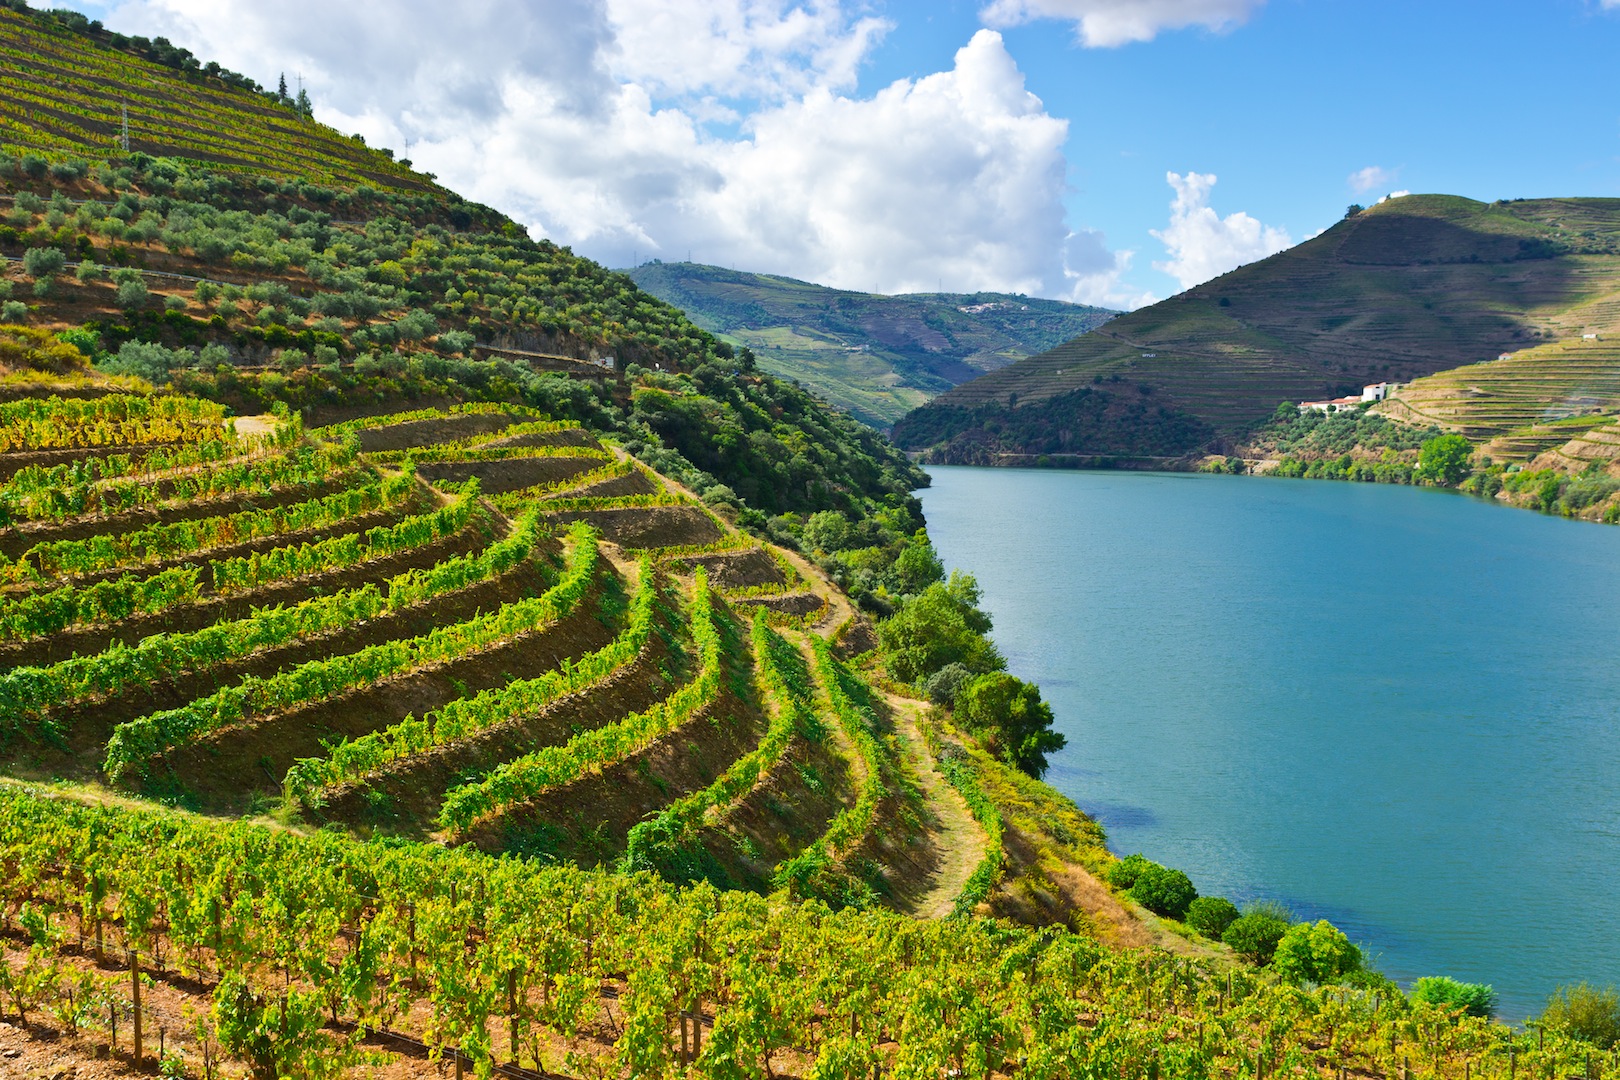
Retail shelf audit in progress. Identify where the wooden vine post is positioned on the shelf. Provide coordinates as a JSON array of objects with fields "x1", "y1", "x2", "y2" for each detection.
[{"x1": 130, "y1": 948, "x2": 143, "y2": 1067}]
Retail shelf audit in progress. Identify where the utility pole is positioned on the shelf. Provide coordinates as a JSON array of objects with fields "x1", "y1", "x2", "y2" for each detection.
[
  {"x1": 120, "y1": 102, "x2": 129, "y2": 153},
  {"x1": 403, "y1": 136, "x2": 414, "y2": 163}
]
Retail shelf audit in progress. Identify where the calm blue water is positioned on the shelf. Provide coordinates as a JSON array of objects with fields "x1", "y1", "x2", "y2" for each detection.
[{"x1": 918, "y1": 467, "x2": 1620, "y2": 1020}]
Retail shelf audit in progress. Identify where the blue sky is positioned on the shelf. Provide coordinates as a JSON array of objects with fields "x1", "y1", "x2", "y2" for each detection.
[{"x1": 55, "y1": 0, "x2": 1620, "y2": 307}]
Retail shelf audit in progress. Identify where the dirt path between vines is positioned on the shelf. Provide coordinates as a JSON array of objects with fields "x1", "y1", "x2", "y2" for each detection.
[{"x1": 883, "y1": 692, "x2": 987, "y2": 918}]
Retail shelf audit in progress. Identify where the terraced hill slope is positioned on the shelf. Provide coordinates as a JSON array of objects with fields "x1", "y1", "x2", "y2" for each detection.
[
  {"x1": 628, "y1": 261, "x2": 1115, "y2": 428},
  {"x1": 893, "y1": 195, "x2": 1620, "y2": 463},
  {"x1": 0, "y1": 2, "x2": 433, "y2": 194}
]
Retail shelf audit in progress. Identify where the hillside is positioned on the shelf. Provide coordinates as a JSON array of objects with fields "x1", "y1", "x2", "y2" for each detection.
[
  {"x1": 893, "y1": 194, "x2": 1620, "y2": 464},
  {"x1": 0, "y1": 1, "x2": 433, "y2": 194},
  {"x1": 0, "y1": 10, "x2": 1614, "y2": 1077},
  {"x1": 628, "y1": 260, "x2": 1114, "y2": 427}
]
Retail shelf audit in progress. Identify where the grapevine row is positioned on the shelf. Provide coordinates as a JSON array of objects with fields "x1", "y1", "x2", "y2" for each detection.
[
  {"x1": 0, "y1": 785, "x2": 1607, "y2": 1080},
  {"x1": 102, "y1": 522, "x2": 598, "y2": 779},
  {"x1": 0, "y1": 433, "x2": 343, "y2": 525},
  {"x1": 0, "y1": 469, "x2": 416, "y2": 584},
  {"x1": 436, "y1": 567, "x2": 723, "y2": 834},
  {"x1": 283, "y1": 552, "x2": 655, "y2": 804},
  {"x1": 619, "y1": 613, "x2": 806, "y2": 874},
  {"x1": 0, "y1": 514, "x2": 548, "y2": 737},
  {"x1": 210, "y1": 484, "x2": 481, "y2": 593}
]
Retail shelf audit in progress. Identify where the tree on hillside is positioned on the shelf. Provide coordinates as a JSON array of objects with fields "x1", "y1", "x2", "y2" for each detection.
[
  {"x1": 878, "y1": 572, "x2": 1002, "y2": 684},
  {"x1": 277, "y1": 72, "x2": 288, "y2": 101},
  {"x1": 956, "y1": 671, "x2": 1066, "y2": 778},
  {"x1": 1418, "y1": 433, "x2": 1473, "y2": 486}
]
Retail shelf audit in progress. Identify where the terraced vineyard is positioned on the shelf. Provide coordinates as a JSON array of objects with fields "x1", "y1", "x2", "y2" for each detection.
[
  {"x1": 1378, "y1": 337, "x2": 1620, "y2": 466},
  {"x1": 0, "y1": 4, "x2": 432, "y2": 193},
  {"x1": 0, "y1": 389, "x2": 1121, "y2": 1075}
]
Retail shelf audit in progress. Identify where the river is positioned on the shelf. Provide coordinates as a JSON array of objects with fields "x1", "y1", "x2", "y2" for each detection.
[{"x1": 917, "y1": 466, "x2": 1620, "y2": 1020}]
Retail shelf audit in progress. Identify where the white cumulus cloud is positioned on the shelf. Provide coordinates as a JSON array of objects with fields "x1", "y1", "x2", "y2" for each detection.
[
  {"x1": 1150, "y1": 171, "x2": 1291, "y2": 292},
  {"x1": 979, "y1": 0, "x2": 1264, "y2": 46},
  {"x1": 78, "y1": 0, "x2": 1142, "y2": 305},
  {"x1": 1348, "y1": 165, "x2": 1398, "y2": 194}
]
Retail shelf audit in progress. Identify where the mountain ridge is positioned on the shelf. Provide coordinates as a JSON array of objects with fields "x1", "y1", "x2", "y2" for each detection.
[
  {"x1": 627, "y1": 259, "x2": 1115, "y2": 427},
  {"x1": 893, "y1": 193, "x2": 1620, "y2": 462}
]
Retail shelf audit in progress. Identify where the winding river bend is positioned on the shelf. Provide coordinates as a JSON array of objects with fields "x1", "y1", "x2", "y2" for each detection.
[{"x1": 918, "y1": 466, "x2": 1620, "y2": 1020}]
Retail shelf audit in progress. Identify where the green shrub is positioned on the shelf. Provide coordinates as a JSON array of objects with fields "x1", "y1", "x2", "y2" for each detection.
[
  {"x1": 116, "y1": 278, "x2": 149, "y2": 311},
  {"x1": 1106, "y1": 853, "x2": 1154, "y2": 890},
  {"x1": 1272, "y1": 920, "x2": 1362, "y2": 985},
  {"x1": 922, "y1": 662, "x2": 976, "y2": 706},
  {"x1": 21, "y1": 246, "x2": 66, "y2": 279},
  {"x1": 1411, "y1": 976, "x2": 1496, "y2": 1018},
  {"x1": 1, "y1": 301, "x2": 27, "y2": 322},
  {"x1": 1223, "y1": 911, "x2": 1289, "y2": 964},
  {"x1": 1186, "y1": 896, "x2": 1240, "y2": 939},
  {"x1": 1129, "y1": 864, "x2": 1197, "y2": 919},
  {"x1": 1538, "y1": 983, "x2": 1620, "y2": 1048},
  {"x1": 956, "y1": 671, "x2": 1066, "y2": 778}
]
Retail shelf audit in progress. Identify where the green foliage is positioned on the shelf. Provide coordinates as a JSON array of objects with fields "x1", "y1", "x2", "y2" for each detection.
[
  {"x1": 1186, "y1": 895, "x2": 1240, "y2": 939},
  {"x1": 1539, "y1": 983, "x2": 1620, "y2": 1048},
  {"x1": 922, "y1": 661, "x2": 977, "y2": 706},
  {"x1": 21, "y1": 246, "x2": 66, "y2": 278},
  {"x1": 877, "y1": 571, "x2": 1003, "y2": 684},
  {"x1": 1127, "y1": 863, "x2": 1197, "y2": 919},
  {"x1": 1106, "y1": 853, "x2": 1154, "y2": 889},
  {"x1": 1223, "y1": 911, "x2": 1290, "y2": 964},
  {"x1": 1418, "y1": 433, "x2": 1474, "y2": 486},
  {"x1": 954, "y1": 671, "x2": 1066, "y2": 778},
  {"x1": 1271, "y1": 920, "x2": 1363, "y2": 985},
  {"x1": 1411, "y1": 976, "x2": 1497, "y2": 1018}
]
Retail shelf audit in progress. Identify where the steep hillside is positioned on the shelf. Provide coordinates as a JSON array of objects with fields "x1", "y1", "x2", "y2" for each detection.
[
  {"x1": 628, "y1": 260, "x2": 1114, "y2": 427},
  {"x1": 894, "y1": 194, "x2": 1620, "y2": 463},
  {"x1": 0, "y1": 1, "x2": 433, "y2": 194}
]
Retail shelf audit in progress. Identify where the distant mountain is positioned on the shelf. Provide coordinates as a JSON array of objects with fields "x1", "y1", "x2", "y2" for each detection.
[
  {"x1": 625, "y1": 261, "x2": 1116, "y2": 428},
  {"x1": 893, "y1": 194, "x2": 1620, "y2": 464}
]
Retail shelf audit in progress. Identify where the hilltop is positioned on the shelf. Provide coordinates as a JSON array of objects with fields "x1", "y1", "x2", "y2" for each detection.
[
  {"x1": 893, "y1": 194, "x2": 1620, "y2": 464},
  {"x1": 627, "y1": 260, "x2": 1114, "y2": 428}
]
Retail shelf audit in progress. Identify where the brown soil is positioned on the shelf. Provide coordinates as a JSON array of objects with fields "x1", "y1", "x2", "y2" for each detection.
[
  {"x1": 0, "y1": 519, "x2": 492, "y2": 672},
  {"x1": 152, "y1": 564, "x2": 622, "y2": 814},
  {"x1": 302, "y1": 396, "x2": 465, "y2": 429},
  {"x1": 418, "y1": 456, "x2": 601, "y2": 494},
  {"x1": 0, "y1": 502, "x2": 413, "y2": 604},
  {"x1": 729, "y1": 592, "x2": 824, "y2": 617},
  {"x1": 0, "y1": 470, "x2": 369, "y2": 561},
  {"x1": 544, "y1": 506, "x2": 724, "y2": 550},
  {"x1": 0, "y1": 444, "x2": 193, "y2": 483},
  {"x1": 700, "y1": 724, "x2": 854, "y2": 892},
  {"x1": 484, "y1": 427, "x2": 602, "y2": 450},
  {"x1": 667, "y1": 548, "x2": 787, "y2": 591},
  {"x1": 355, "y1": 413, "x2": 527, "y2": 452},
  {"x1": 464, "y1": 615, "x2": 763, "y2": 864},
  {"x1": 834, "y1": 618, "x2": 879, "y2": 659},
  {"x1": 0, "y1": 942, "x2": 488, "y2": 1080},
  {"x1": 551, "y1": 470, "x2": 658, "y2": 501}
]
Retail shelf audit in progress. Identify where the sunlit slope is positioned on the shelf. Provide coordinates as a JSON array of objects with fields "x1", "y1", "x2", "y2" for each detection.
[
  {"x1": 0, "y1": 4, "x2": 432, "y2": 194},
  {"x1": 629, "y1": 261, "x2": 1115, "y2": 428},
  {"x1": 894, "y1": 195, "x2": 1620, "y2": 460}
]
